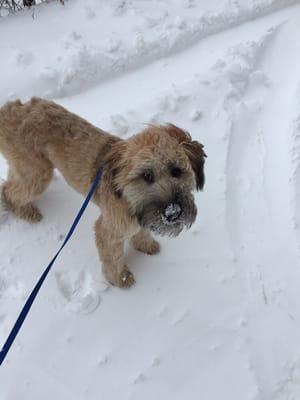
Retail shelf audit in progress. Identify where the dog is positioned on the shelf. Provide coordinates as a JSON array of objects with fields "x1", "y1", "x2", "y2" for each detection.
[{"x1": 0, "y1": 97, "x2": 206, "y2": 288}]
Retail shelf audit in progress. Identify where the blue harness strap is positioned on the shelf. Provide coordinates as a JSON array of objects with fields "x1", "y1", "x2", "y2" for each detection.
[{"x1": 0, "y1": 168, "x2": 103, "y2": 366}]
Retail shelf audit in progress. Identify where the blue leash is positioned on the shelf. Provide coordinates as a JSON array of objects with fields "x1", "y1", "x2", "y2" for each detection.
[{"x1": 0, "y1": 168, "x2": 103, "y2": 366}]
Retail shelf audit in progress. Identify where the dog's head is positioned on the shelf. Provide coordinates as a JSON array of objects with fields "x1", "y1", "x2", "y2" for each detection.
[{"x1": 104, "y1": 124, "x2": 206, "y2": 236}]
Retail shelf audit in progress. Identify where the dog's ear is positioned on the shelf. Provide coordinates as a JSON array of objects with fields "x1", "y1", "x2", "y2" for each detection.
[
  {"x1": 181, "y1": 140, "x2": 206, "y2": 190},
  {"x1": 103, "y1": 140, "x2": 127, "y2": 198},
  {"x1": 164, "y1": 124, "x2": 207, "y2": 190}
]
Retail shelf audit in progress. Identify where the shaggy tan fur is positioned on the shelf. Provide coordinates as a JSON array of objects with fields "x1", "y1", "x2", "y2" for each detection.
[{"x1": 0, "y1": 97, "x2": 206, "y2": 288}]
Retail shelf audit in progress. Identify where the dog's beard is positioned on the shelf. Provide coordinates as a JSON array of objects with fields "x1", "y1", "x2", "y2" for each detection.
[{"x1": 131, "y1": 190, "x2": 197, "y2": 237}]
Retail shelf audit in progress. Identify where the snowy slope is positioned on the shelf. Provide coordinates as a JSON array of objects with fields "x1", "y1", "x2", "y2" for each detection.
[{"x1": 1, "y1": 1, "x2": 300, "y2": 399}]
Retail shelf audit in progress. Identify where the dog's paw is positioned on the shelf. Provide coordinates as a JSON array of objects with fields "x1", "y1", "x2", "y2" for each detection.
[
  {"x1": 134, "y1": 239, "x2": 161, "y2": 255},
  {"x1": 119, "y1": 268, "x2": 135, "y2": 288},
  {"x1": 19, "y1": 203, "x2": 43, "y2": 223},
  {"x1": 27, "y1": 205, "x2": 43, "y2": 223},
  {"x1": 104, "y1": 266, "x2": 135, "y2": 288},
  {"x1": 1, "y1": 184, "x2": 43, "y2": 223}
]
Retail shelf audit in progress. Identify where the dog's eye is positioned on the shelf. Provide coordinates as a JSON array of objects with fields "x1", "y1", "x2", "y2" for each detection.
[
  {"x1": 170, "y1": 167, "x2": 182, "y2": 178},
  {"x1": 142, "y1": 170, "x2": 155, "y2": 184}
]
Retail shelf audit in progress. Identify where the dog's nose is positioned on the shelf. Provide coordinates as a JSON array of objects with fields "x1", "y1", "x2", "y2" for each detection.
[{"x1": 164, "y1": 203, "x2": 182, "y2": 223}]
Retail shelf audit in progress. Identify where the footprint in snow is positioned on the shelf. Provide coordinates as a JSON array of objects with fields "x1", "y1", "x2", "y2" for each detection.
[
  {"x1": 189, "y1": 109, "x2": 203, "y2": 121},
  {"x1": 14, "y1": 50, "x2": 33, "y2": 68},
  {"x1": 55, "y1": 269, "x2": 108, "y2": 315},
  {"x1": 0, "y1": 267, "x2": 24, "y2": 301},
  {"x1": 132, "y1": 372, "x2": 147, "y2": 384},
  {"x1": 171, "y1": 310, "x2": 189, "y2": 325},
  {"x1": 110, "y1": 114, "x2": 129, "y2": 136},
  {"x1": 96, "y1": 354, "x2": 110, "y2": 367},
  {"x1": 151, "y1": 356, "x2": 162, "y2": 367}
]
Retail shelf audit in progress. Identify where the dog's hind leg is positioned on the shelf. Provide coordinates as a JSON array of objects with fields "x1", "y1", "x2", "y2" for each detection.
[
  {"x1": 1, "y1": 156, "x2": 53, "y2": 223},
  {"x1": 0, "y1": 177, "x2": 8, "y2": 223}
]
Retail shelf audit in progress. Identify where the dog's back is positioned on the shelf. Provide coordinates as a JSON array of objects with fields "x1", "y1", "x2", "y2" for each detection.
[
  {"x1": 0, "y1": 97, "x2": 117, "y2": 195},
  {"x1": 0, "y1": 97, "x2": 118, "y2": 222}
]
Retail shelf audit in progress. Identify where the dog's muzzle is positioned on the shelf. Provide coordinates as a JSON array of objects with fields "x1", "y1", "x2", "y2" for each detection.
[{"x1": 135, "y1": 190, "x2": 197, "y2": 237}]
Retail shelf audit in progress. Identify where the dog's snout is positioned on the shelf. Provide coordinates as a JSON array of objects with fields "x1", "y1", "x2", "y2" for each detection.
[{"x1": 164, "y1": 203, "x2": 182, "y2": 222}]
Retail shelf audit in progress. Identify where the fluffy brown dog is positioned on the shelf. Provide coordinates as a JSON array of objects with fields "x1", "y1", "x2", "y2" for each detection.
[{"x1": 0, "y1": 97, "x2": 206, "y2": 287}]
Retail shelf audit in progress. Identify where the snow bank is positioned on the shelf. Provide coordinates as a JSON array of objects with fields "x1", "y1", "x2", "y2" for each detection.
[{"x1": 1, "y1": 0, "x2": 300, "y2": 103}]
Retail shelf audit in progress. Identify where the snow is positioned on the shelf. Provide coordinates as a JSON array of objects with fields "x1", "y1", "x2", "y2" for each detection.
[{"x1": 1, "y1": 0, "x2": 300, "y2": 399}]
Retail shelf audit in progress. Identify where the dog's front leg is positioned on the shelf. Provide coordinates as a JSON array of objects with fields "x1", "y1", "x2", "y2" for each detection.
[
  {"x1": 95, "y1": 216, "x2": 135, "y2": 288},
  {"x1": 131, "y1": 229, "x2": 160, "y2": 255}
]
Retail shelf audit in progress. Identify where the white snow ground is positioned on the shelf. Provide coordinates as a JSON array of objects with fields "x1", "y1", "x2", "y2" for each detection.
[{"x1": 1, "y1": 1, "x2": 300, "y2": 399}]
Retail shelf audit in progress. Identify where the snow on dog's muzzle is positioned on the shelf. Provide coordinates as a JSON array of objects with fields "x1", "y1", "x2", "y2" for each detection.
[
  {"x1": 134, "y1": 188, "x2": 197, "y2": 237},
  {"x1": 162, "y1": 203, "x2": 182, "y2": 224}
]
